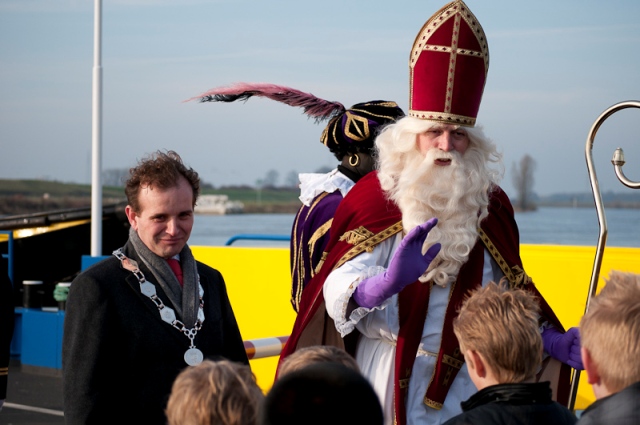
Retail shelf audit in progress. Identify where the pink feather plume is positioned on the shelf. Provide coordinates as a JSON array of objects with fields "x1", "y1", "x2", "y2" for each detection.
[{"x1": 184, "y1": 82, "x2": 346, "y2": 122}]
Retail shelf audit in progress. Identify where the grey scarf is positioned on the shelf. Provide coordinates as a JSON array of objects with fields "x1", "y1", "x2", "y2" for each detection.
[{"x1": 128, "y1": 227, "x2": 200, "y2": 327}]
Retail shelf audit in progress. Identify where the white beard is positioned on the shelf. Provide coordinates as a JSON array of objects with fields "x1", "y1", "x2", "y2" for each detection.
[{"x1": 392, "y1": 148, "x2": 491, "y2": 287}]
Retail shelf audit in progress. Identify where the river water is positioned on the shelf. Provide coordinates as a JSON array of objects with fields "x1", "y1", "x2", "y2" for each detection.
[{"x1": 191, "y1": 206, "x2": 640, "y2": 248}]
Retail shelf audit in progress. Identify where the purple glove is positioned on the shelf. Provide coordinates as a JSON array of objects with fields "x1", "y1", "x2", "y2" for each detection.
[
  {"x1": 353, "y1": 218, "x2": 441, "y2": 309},
  {"x1": 541, "y1": 326, "x2": 584, "y2": 370}
]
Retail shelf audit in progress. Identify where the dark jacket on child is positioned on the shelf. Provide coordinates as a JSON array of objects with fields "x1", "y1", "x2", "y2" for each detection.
[
  {"x1": 442, "y1": 382, "x2": 577, "y2": 425},
  {"x1": 577, "y1": 381, "x2": 640, "y2": 425}
]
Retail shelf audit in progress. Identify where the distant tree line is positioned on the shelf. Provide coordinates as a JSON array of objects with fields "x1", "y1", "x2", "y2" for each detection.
[{"x1": 102, "y1": 166, "x2": 334, "y2": 190}]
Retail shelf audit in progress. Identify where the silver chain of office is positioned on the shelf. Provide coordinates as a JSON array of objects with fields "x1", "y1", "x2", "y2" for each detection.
[{"x1": 113, "y1": 248, "x2": 205, "y2": 365}]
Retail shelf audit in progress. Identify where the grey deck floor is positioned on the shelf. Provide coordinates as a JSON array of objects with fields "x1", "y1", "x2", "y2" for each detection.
[{"x1": 2, "y1": 358, "x2": 64, "y2": 424}]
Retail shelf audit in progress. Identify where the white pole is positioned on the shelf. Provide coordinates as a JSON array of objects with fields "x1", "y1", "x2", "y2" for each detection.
[{"x1": 90, "y1": 0, "x2": 103, "y2": 256}]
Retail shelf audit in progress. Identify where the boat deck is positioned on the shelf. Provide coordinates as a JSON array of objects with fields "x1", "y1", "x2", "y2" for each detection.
[
  {"x1": 4, "y1": 243, "x2": 639, "y2": 422},
  {"x1": 3, "y1": 358, "x2": 64, "y2": 424}
]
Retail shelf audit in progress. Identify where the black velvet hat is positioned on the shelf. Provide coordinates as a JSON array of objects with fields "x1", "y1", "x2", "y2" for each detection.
[{"x1": 321, "y1": 100, "x2": 405, "y2": 158}]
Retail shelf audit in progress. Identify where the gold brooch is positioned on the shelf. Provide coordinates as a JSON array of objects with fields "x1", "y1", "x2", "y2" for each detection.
[{"x1": 339, "y1": 226, "x2": 374, "y2": 246}]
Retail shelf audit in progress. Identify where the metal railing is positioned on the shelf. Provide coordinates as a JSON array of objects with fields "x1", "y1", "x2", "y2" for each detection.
[
  {"x1": 1, "y1": 230, "x2": 14, "y2": 284},
  {"x1": 224, "y1": 234, "x2": 290, "y2": 246},
  {"x1": 244, "y1": 336, "x2": 289, "y2": 360}
]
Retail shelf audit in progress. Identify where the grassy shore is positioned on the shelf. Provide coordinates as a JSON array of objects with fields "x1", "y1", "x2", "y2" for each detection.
[
  {"x1": 0, "y1": 179, "x2": 301, "y2": 215},
  {"x1": 2, "y1": 178, "x2": 639, "y2": 216}
]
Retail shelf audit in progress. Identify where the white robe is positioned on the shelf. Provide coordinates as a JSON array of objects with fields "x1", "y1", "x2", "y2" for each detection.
[{"x1": 323, "y1": 233, "x2": 502, "y2": 425}]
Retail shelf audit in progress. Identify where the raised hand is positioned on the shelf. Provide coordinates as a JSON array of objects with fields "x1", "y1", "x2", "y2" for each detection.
[
  {"x1": 353, "y1": 218, "x2": 441, "y2": 309},
  {"x1": 541, "y1": 326, "x2": 584, "y2": 370}
]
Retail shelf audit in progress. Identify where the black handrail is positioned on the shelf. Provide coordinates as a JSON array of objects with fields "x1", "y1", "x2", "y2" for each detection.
[
  {"x1": 224, "y1": 234, "x2": 290, "y2": 246},
  {"x1": 0, "y1": 230, "x2": 14, "y2": 285}
]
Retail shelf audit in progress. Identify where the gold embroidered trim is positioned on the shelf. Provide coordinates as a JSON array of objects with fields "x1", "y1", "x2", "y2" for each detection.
[
  {"x1": 321, "y1": 117, "x2": 342, "y2": 148},
  {"x1": 291, "y1": 192, "x2": 332, "y2": 311},
  {"x1": 444, "y1": 12, "x2": 461, "y2": 113},
  {"x1": 339, "y1": 226, "x2": 375, "y2": 246},
  {"x1": 442, "y1": 348, "x2": 464, "y2": 386},
  {"x1": 320, "y1": 125, "x2": 330, "y2": 147},
  {"x1": 442, "y1": 367, "x2": 453, "y2": 387},
  {"x1": 442, "y1": 354, "x2": 464, "y2": 370},
  {"x1": 342, "y1": 111, "x2": 370, "y2": 142},
  {"x1": 348, "y1": 105, "x2": 403, "y2": 122},
  {"x1": 420, "y1": 44, "x2": 485, "y2": 58},
  {"x1": 292, "y1": 242, "x2": 305, "y2": 311},
  {"x1": 307, "y1": 192, "x2": 331, "y2": 216},
  {"x1": 291, "y1": 210, "x2": 302, "y2": 273},
  {"x1": 399, "y1": 378, "x2": 410, "y2": 389},
  {"x1": 333, "y1": 221, "x2": 404, "y2": 271},
  {"x1": 424, "y1": 397, "x2": 443, "y2": 410},
  {"x1": 308, "y1": 218, "x2": 333, "y2": 264},
  {"x1": 321, "y1": 102, "x2": 402, "y2": 147},
  {"x1": 478, "y1": 228, "x2": 531, "y2": 289},
  {"x1": 407, "y1": 110, "x2": 475, "y2": 126},
  {"x1": 409, "y1": 0, "x2": 488, "y2": 127},
  {"x1": 314, "y1": 252, "x2": 328, "y2": 275},
  {"x1": 410, "y1": 1, "x2": 489, "y2": 71}
]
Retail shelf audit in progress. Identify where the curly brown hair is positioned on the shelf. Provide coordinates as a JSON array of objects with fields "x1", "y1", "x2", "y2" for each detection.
[{"x1": 124, "y1": 150, "x2": 200, "y2": 213}]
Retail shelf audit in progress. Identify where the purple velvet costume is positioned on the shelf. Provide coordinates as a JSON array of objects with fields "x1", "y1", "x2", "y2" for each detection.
[{"x1": 289, "y1": 170, "x2": 355, "y2": 312}]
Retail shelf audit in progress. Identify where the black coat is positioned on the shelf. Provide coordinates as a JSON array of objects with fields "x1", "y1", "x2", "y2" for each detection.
[
  {"x1": 442, "y1": 382, "x2": 577, "y2": 425},
  {"x1": 577, "y1": 381, "x2": 640, "y2": 425},
  {"x1": 62, "y1": 242, "x2": 248, "y2": 425}
]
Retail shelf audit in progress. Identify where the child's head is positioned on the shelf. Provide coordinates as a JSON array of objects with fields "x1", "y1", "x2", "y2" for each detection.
[
  {"x1": 453, "y1": 280, "x2": 542, "y2": 384},
  {"x1": 166, "y1": 359, "x2": 264, "y2": 425},
  {"x1": 278, "y1": 345, "x2": 359, "y2": 377},
  {"x1": 262, "y1": 362, "x2": 383, "y2": 425},
  {"x1": 580, "y1": 270, "x2": 640, "y2": 394}
]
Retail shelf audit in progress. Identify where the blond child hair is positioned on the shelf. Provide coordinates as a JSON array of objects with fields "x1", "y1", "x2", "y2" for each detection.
[
  {"x1": 453, "y1": 280, "x2": 542, "y2": 383},
  {"x1": 580, "y1": 270, "x2": 640, "y2": 393}
]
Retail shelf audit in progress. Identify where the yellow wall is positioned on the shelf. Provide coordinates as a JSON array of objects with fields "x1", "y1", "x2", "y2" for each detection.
[
  {"x1": 522, "y1": 244, "x2": 640, "y2": 410},
  {"x1": 191, "y1": 246, "x2": 294, "y2": 392},
  {"x1": 192, "y1": 244, "x2": 640, "y2": 409}
]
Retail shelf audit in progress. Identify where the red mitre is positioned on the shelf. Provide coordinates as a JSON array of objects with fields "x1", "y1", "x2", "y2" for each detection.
[{"x1": 409, "y1": 0, "x2": 489, "y2": 127}]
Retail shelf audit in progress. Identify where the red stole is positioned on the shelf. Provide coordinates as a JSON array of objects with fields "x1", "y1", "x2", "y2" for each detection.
[{"x1": 394, "y1": 242, "x2": 485, "y2": 423}]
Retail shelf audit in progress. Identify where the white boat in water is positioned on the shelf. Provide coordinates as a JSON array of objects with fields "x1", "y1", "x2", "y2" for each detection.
[{"x1": 194, "y1": 194, "x2": 244, "y2": 215}]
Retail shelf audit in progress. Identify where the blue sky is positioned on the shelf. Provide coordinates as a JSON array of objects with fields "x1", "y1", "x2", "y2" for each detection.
[{"x1": 1, "y1": 0, "x2": 639, "y2": 197}]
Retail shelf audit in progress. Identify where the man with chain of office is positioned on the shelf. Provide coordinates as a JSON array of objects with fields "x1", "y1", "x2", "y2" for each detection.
[{"x1": 63, "y1": 150, "x2": 248, "y2": 424}]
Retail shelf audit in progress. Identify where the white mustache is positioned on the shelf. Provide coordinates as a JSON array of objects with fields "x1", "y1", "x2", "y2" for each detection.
[{"x1": 425, "y1": 149, "x2": 458, "y2": 164}]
